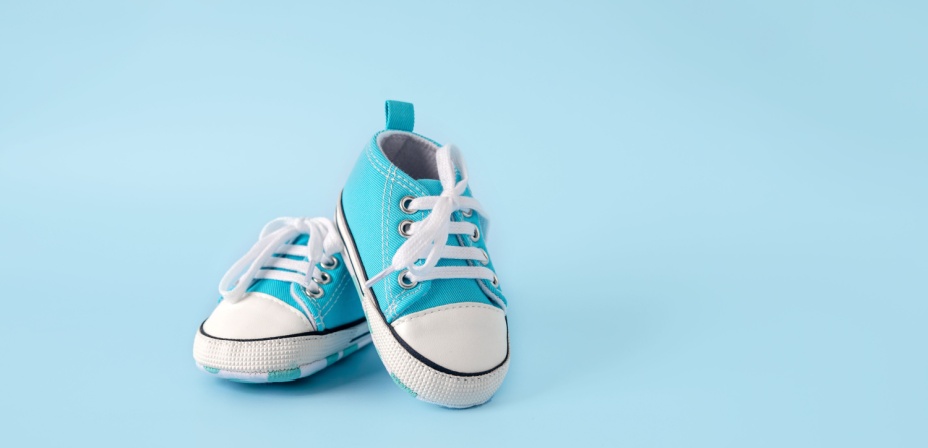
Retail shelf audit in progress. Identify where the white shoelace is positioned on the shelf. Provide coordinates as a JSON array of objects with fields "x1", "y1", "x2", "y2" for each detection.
[
  {"x1": 366, "y1": 144, "x2": 497, "y2": 288},
  {"x1": 218, "y1": 217, "x2": 344, "y2": 302}
]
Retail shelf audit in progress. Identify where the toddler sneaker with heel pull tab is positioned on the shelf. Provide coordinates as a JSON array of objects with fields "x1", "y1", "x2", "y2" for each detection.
[
  {"x1": 336, "y1": 101, "x2": 509, "y2": 407},
  {"x1": 193, "y1": 217, "x2": 370, "y2": 382}
]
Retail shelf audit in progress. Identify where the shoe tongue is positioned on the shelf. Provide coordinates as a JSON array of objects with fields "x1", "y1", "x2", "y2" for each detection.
[
  {"x1": 418, "y1": 179, "x2": 444, "y2": 196},
  {"x1": 417, "y1": 179, "x2": 462, "y2": 248},
  {"x1": 291, "y1": 234, "x2": 309, "y2": 246}
]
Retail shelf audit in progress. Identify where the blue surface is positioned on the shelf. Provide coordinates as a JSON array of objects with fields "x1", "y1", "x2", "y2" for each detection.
[{"x1": 1, "y1": 1, "x2": 925, "y2": 446}]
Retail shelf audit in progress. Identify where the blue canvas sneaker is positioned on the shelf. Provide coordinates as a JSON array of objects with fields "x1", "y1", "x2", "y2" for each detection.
[
  {"x1": 335, "y1": 101, "x2": 509, "y2": 407},
  {"x1": 193, "y1": 217, "x2": 369, "y2": 382}
]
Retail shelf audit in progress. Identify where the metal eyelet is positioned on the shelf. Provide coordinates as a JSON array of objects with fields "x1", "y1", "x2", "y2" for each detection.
[
  {"x1": 480, "y1": 249, "x2": 490, "y2": 265},
  {"x1": 398, "y1": 219, "x2": 413, "y2": 238},
  {"x1": 461, "y1": 209, "x2": 473, "y2": 218},
  {"x1": 320, "y1": 257, "x2": 339, "y2": 270},
  {"x1": 397, "y1": 270, "x2": 418, "y2": 289},
  {"x1": 399, "y1": 196, "x2": 416, "y2": 214},
  {"x1": 470, "y1": 226, "x2": 480, "y2": 242},
  {"x1": 313, "y1": 271, "x2": 332, "y2": 285},
  {"x1": 491, "y1": 276, "x2": 499, "y2": 287},
  {"x1": 303, "y1": 285, "x2": 324, "y2": 299}
]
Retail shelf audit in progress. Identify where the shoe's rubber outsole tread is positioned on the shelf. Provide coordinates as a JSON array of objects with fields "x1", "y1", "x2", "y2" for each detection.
[
  {"x1": 193, "y1": 320, "x2": 371, "y2": 383},
  {"x1": 336, "y1": 196, "x2": 509, "y2": 408}
]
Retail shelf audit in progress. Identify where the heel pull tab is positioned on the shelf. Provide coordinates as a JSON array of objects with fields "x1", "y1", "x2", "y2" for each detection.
[{"x1": 385, "y1": 100, "x2": 414, "y2": 132}]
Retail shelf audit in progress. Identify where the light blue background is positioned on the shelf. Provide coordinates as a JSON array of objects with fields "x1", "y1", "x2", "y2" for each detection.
[{"x1": 1, "y1": 1, "x2": 925, "y2": 446}]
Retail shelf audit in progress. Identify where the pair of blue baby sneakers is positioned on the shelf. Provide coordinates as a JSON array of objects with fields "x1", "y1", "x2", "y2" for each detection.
[{"x1": 193, "y1": 101, "x2": 509, "y2": 408}]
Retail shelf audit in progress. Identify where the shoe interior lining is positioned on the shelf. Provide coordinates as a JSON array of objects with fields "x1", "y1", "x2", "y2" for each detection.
[{"x1": 379, "y1": 133, "x2": 439, "y2": 180}]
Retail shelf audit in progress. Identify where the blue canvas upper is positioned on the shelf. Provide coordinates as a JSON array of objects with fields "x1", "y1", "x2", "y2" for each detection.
[
  {"x1": 341, "y1": 101, "x2": 506, "y2": 323},
  {"x1": 236, "y1": 234, "x2": 364, "y2": 331}
]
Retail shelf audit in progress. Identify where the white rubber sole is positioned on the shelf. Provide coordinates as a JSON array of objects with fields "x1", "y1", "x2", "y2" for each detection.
[
  {"x1": 192, "y1": 320, "x2": 371, "y2": 383},
  {"x1": 336, "y1": 196, "x2": 510, "y2": 408}
]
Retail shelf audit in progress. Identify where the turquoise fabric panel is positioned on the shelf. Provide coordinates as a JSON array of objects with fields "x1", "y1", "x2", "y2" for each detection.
[
  {"x1": 341, "y1": 128, "x2": 506, "y2": 323},
  {"x1": 248, "y1": 240, "x2": 364, "y2": 329}
]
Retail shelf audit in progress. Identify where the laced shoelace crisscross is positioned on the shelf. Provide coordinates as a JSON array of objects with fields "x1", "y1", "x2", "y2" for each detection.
[
  {"x1": 218, "y1": 217, "x2": 344, "y2": 302},
  {"x1": 365, "y1": 144, "x2": 498, "y2": 290}
]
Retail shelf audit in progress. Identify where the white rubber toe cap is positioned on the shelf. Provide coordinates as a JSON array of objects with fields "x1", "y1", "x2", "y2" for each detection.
[
  {"x1": 202, "y1": 292, "x2": 314, "y2": 340},
  {"x1": 391, "y1": 302, "x2": 508, "y2": 374}
]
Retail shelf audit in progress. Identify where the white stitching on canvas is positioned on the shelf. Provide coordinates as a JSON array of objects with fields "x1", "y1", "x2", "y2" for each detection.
[
  {"x1": 379, "y1": 161, "x2": 390, "y2": 307},
  {"x1": 291, "y1": 283, "x2": 324, "y2": 329},
  {"x1": 388, "y1": 280, "x2": 422, "y2": 321},
  {"x1": 366, "y1": 145, "x2": 427, "y2": 195},
  {"x1": 320, "y1": 270, "x2": 349, "y2": 321},
  {"x1": 386, "y1": 164, "x2": 399, "y2": 312}
]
